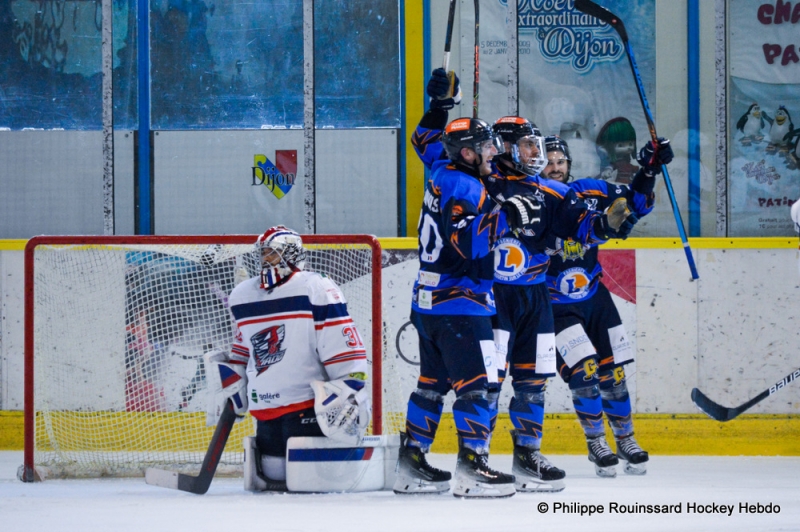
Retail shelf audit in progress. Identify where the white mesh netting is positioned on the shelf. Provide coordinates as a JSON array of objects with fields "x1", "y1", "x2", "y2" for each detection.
[{"x1": 28, "y1": 236, "x2": 404, "y2": 479}]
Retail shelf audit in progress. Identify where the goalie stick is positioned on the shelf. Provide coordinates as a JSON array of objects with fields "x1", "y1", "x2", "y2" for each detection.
[
  {"x1": 691, "y1": 368, "x2": 800, "y2": 422},
  {"x1": 574, "y1": 0, "x2": 700, "y2": 281},
  {"x1": 145, "y1": 399, "x2": 237, "y2": 494}
]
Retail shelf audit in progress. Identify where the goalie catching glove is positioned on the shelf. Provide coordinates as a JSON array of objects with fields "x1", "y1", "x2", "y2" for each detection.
[
  {"x1": 205, "y1": 349, "x2": 248, "y2": 426},
  {"x1": 311, "y1": 377, "x2": 371, "y2": 445}
]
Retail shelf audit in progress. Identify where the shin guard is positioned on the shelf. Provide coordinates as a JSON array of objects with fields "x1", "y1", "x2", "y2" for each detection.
[
  {"x1": 453, "y1": 392, "x2": 491, "y2": 453},
  {"x1": 600, "y1": 373, "x2": 633, "y2": 438},
  {"x1": 404, "y1": 390, "x2": 444, "y2": 451},
  {"x1": 570, "y1": 385, "x2": 605, "y2": 438},
  {"x1": 508, "y1": 389, "x2": 545, "y2": 449}
]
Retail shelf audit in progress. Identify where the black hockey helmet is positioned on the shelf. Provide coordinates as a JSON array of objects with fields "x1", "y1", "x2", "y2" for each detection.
[
  {"x1": 492, "y1": 116, "x2": 547, "y2": 175},
  {"x1": 544, "y1": 135, "x2": 573, "y2": 183},
  {"x1": 441, "y1": 117, "x2": 503, "y2": 170}
]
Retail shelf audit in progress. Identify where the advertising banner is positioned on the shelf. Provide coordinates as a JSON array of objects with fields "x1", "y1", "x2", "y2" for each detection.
[
  {"x1": 465, "y1": 0, "x2": 679, "y2": 236},
  {"x1": 728, "y1": 0, "x2": 800, "y2": 236}
]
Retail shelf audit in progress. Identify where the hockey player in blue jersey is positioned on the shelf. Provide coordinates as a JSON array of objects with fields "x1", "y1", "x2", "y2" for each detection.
[
  {"x1": 540, "y1": 135, "x2": 673, "y2": 477},
  {"x1": 410, "y1": 68, "x2": 637, "y2": 492},
  {"x1": 394, "y1": 108, "x2": 545, "y2": 498}
]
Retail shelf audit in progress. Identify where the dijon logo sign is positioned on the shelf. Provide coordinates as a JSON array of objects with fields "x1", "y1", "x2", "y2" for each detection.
[
  {"x1": 252, "y1": 150, "x2": 297, "y2": 199},
  {"x1": 509, "y1": 0, "x2": 624, "y2": 73}
]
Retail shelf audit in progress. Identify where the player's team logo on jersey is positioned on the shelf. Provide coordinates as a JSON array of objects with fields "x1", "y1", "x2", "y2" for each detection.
[
  {"x1": 556, "y1": 267, "x2": 592, "y2": 299},
  {"x1": 252, "y1": 150, "x2": 297, "y2": 199},
  {"x1": 548, "y1": 237, "x2": 587, "y2": 262},
  {"x1": 251, "y1": 325, "x2": 287, "y2": 374},
  {"x1": 494, "y1": 238, "x2": 527, "y2": 281}
]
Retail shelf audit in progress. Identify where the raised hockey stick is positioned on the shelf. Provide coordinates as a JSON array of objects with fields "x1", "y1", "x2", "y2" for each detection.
[
  {"x1": 574, "y1": 0, "x2": 700, "y2": 280},
  {"x1": 443, "y1": 0, "x2": 457, "y2": 71},
  {"x1": 434, "y1": 0, "x2": 459, "y2": 105},
  {"x1": 473, "y1": 0, "x2": 480, "y2": 118},
  {"x1": 691, "y1": 368, "x2": 800, "y2": 421},
  {"x1": 145, "y1": 399, "x2": 237, "y2": 494}
]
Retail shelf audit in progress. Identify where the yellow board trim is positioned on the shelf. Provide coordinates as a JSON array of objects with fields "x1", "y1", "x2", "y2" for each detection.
[
  {"x1": 404, "y1": 0, "x2": 425, "y2": 238},
  {"x1": 4, "y1": 238, "x2": 796, "y2": 253},
  {"x1": 0, "y1": 240, "x2": 27, "y2": 251},
  {"x1": 3, "y1": 411, "x2": 799, "y2": 455},
  {"x1": 379, "y1": 236, "x2": 800, "y2": 250},
  {"x1": 431, "y1": 413, "x2": 800, "y2": 456}
]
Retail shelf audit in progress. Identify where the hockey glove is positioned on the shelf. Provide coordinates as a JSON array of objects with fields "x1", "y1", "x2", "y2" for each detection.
[
  {"x1": 311, "y1": 378, "x2": 371, "y2": 445},
  {"x1": 501, "y1": 195, "x2": 543, "y2": 234},
  {"x1": 205, "y1": 349, "x2": 248, "y2": 426},
  {"x1": 594, "y1": 198, "x2": 639, "y2": 240},
  {"x1": 427, "y1": 68, "x2": 462, "y2": 111},
  {"x1": 636, "y1": 137, "x2": 674, "y2": 176}
]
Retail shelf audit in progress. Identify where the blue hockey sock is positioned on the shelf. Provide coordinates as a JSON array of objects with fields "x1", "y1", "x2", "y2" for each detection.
[
  {"x1": 508, "y1": 390, "x2": 544, "y2": 449},
  {"x1": 453, "y1": 393, "x2": 491, "y2": 453},
  {"x1": 404, "y1": 390, "x2": 444, "y2": 451},
  {"x1": 487, "y1": 384, "x2": 500, "y2": 432},
  {"x1": 600, "y1": 374, "x2": 633, "y2": 438},
  {"x1": 571, "y1": 385, "x2": 605, "y2": 438}
]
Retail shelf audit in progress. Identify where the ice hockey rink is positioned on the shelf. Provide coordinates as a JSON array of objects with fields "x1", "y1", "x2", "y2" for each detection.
[{"x1": 1, "y1": 451, "x2": 796, "y2": 532}]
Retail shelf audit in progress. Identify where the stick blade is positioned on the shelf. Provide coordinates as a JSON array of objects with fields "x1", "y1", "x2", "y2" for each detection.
[
  {"x1": 573, "y1": 0, "x2": 628, "y2": 41},
  {"x1": 145, "y1": 468, "x2": 180, "y2": 489},
  {"x1": 145, "y1": 467, "x2": 212, "y2": 495},
  {"x1": 691, "y1": 387, "x2": 734, "y2": 422}
]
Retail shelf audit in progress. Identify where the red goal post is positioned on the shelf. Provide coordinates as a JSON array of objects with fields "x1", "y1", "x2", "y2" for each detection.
[{"x1": 22, "y1": 234, "x2": 387, "y2": 481}]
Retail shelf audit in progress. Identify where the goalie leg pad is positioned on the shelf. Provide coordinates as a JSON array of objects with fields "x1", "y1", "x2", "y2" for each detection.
[
  {"x1": 243, "y1": 436, "x2": 288, "y2": 492},
  {"x1": 286, "y1": 435, "x2": 400, "y2": 492}
]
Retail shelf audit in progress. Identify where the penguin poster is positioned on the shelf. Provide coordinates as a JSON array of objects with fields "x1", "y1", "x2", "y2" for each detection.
[{"x1": 728, "y1": 0, "x2": 800, "y2": 236}]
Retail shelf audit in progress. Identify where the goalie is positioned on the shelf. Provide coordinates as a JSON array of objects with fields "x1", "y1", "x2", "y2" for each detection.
[{"x1": 206, "y1": 225, "x2": 372, "y2": 492}]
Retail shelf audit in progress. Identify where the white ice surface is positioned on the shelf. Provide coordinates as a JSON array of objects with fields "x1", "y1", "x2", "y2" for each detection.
[{"x1": 1, "y1": 451, "x2": 797, "y2": 532}]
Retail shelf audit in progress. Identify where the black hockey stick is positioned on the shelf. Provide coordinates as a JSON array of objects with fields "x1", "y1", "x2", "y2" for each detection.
[
  {"x1": 574, "y1": 0, "x2": 699, "y2": 280},
  {"x1": 443, "y1": 0, "x2": 457, "y2": 71},
  {"x1": 434, "y1": 1, "x2": 459, "y2": 105},
  {"x1": 473, "y1": 0, "x2": 480, "y2": 118},
  {"x1": 145, "y1": 399, "x2": 237, "y2": 494},
  {"x1": 691, "y1": 368, "x2": 800, "y2": 421}
]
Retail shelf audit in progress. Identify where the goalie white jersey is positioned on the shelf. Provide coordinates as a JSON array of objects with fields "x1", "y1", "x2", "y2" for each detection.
[{"x1": 228, "y1": 271, "x2": 368, "y2": 421}]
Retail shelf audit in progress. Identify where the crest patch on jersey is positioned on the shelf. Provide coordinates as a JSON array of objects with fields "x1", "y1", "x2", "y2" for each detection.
[
  {"x1": 556, "y1": 267, "x2": 593, "y2": 299},
  {"x1": 494, "y1": 238, "x2": 527, "y2": 281},
  {"x1": 548, "y1": 237, "x2": 587, "y2": 262},
  {"x1": 251, "y1": 325, "x2": 287, "y2": 375}
]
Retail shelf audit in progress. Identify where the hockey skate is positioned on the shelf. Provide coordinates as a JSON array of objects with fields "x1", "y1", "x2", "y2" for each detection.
[
  {"x1": 393, "y1": 433, "x2": 451, "y2": 495},
  {"x1": 586, "y1": 435, "x2": 619, "y2": 478},
  {"x1": 615, "y1": 434, "x2": 649, "y2": 475},
  {"x1": 510, "y1": 430, "x2": 565, "y2": 492},
  {"x1": 452, "y1": 446, "x2": 516, "y2": 499}
]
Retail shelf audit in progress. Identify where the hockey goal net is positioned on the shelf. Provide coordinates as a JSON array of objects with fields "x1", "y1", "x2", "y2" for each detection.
[{"x1": 22, "y1": 234, "x2": 404, "y2": 480}]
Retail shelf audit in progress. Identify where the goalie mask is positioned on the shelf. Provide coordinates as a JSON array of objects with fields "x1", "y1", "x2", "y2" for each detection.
[
  {"x1": 492, "y1": 116, "x2": 547, "y2": 177},
  {"x1": 255, "y1": 225, "x2": 306, "y2": 289}
]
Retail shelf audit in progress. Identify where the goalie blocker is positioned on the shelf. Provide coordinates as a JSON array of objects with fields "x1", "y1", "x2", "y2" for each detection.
[{"x1": 244, "y1": 434, "x2": 401, "y2": 492}]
